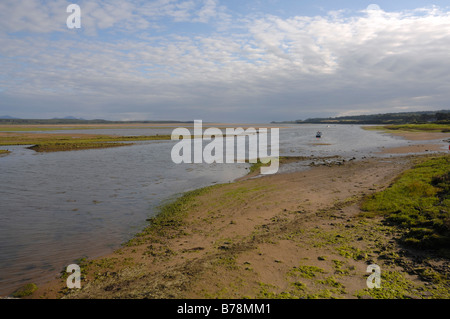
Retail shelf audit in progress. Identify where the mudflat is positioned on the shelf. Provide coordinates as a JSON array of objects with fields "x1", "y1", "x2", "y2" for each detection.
[{"x1": 382, "y1": 131, "x2": 450, "y2": 141}]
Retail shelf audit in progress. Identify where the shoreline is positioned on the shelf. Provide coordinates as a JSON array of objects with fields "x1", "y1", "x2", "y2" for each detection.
[
  {"x1": 0, "y1": 132, "x2": 172, "y2": 153},
  {"x1": 6, "y1": 129, "x2": 450, "y2": 299}
]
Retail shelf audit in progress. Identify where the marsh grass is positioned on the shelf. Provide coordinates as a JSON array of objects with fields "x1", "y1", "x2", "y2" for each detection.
[
  {"x1": 247, "y1": 158, "x2": 278, "y2": 174},
  {"x1": 247, "y1": 156, "x2": 318, "y2": 175},
  {"x1": 0, "y1": 126, "x2": 181, "y2": 132},
  {"x1": 356, "y1": 270, "x2": 418, "y2": 299},
  {"x1": 257, "y1": 264, "x2": 347, "y2": 299},
  {"x1": 0, "y1": 149, "x2": 10, "y2": 155},
  {"x1": 361, "y1": 155, "x2": 450, "y2": 251},
  {"x1": 364, "y1": 123, "x2": 450, "y2": 133},
  {"x1": 288, "y1": 265, "x2": 326, "y2": 279},
  {"x1": 0, "y1": 133, "x2": 172, "y2": 152},
  {"x1": 11, "y1": 283, "x2": 38, "y2": 298},
  {"x1": 126, "y1": 184, "x2": 222, "y2": 246},
  {"x1": 27, "y1": 142, "x2": 133, "y2": 152}
]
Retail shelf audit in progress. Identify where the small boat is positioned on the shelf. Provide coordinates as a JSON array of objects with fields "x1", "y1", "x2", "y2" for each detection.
[{"x1": 316, "y1": 131, "x2": 322, "y2": 138}]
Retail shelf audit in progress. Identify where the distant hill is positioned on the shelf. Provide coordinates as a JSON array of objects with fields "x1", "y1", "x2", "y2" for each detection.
[
  {"x1": 0, "y1": 118, "x2": 194, "y2": 125},
  {"x1": 0, "y1": 115, "x2": 20, "y2": 119},
  {"x1": 273, "y1": 110, "x2": 450, "y2": 125}
]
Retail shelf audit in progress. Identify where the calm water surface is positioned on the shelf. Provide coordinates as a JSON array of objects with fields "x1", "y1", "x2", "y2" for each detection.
[{"x1": 0, "y1": 124, "x2": 446, "y2": 295}]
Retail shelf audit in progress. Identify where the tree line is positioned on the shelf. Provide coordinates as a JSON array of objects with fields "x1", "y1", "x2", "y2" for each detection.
[{"x1": 273, "y1": 110, "x2": 450, "y2": 125}]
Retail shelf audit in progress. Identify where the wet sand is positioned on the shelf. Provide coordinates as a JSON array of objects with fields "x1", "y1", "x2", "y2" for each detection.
[
  {"x1": 382, "y1": 131, "x2": 450, "y2": 141},
  {"x1": 375, "y1": 130, "x2": 450, "y2": 154},
  {"x1": 377, "y1": 144, "x2": 445, "y2": 154}
]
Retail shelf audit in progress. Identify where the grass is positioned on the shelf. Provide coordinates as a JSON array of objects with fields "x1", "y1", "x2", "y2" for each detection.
[
  {"x1": 336, "y1": 245, "x2": 368, "y2": 261},
  {"x1": 356, "y1": 270, "x2": 418, "y2": 299},
  {"x1": 364, "y1": 123, "x2": 450, "y2": 133},
  {"x1": 361, "y1": 155, "x2": 450, "y2": 251},
  {"x1": 126, "y1": 184, "x2": 222, "y2": 246},
  {"x1": 257, "y1": 264, "x2": 347, "y2": 299},
  {"x1": 0, "y1": 149, "x2": 11, "y2": 155},
  {"x1": 11, "y1": 283, "x2": 38, "y2": 298},
  {"x1": 317, "y1": 276, "x2": 345, "y2": 289},
  {"x1": 27, "y1": 142, "x2": 133, "y2": 152},
  {"x1": 288, "y1": 265, "x2": 326, "y2": 279},
  {"x1": 0, "y1": 125, "x2": 182, "y2": 132},
  {"x1": 0, "y1": 133, "x2": 172, "y2": 152},
  {"x1": 247, "y1": 156, "x2": 323, "y2": 175},
  {"x1": 247, "y1": 158, "x2": 279, "y2": 174},
  {"x1": 0, "y1": 126, "x2": 82, "y2": 132}
]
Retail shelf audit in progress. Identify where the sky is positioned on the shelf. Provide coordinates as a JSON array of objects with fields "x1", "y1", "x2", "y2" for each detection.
[{"x1": 1, "y1": 0, "x2": 450, "y2": 122}]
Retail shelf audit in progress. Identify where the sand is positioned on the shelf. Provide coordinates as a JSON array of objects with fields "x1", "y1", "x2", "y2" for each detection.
[
  {"x1": 17, "y1": 130, "x2": 450, "y2": 299},
  {"x1": 377, "y1": 144, "x2": 446, "y2": 154},
  {"x1": 376, "y1": 130, "x2": 450, "y2": 154},
  {"x1": 383, "y1": 131, "x2": 450, "y2": 141}
]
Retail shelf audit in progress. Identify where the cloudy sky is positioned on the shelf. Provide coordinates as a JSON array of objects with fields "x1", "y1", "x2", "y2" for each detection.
[{"x1": 1, "y1": 0, "x2": 449, "y2": 122}]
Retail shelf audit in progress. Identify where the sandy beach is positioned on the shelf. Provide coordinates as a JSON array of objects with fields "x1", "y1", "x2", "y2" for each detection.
[{"x1": 23, "y1": 130, "x2": 450, "y2": 299}]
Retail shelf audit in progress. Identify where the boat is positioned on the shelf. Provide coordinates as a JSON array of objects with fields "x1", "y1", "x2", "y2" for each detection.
[{"x1": 316, "y1": 131, "x2": 322, "y2": 138}]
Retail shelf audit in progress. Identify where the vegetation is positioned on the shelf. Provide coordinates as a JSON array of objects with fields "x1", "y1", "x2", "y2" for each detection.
[
  {"x1": 356, "y1": 271, "x2": 419, "y2": 299},
  {"x1": 11, "y1": 283, "x2": 38, "y2": 298},
  {"x1": 247, "y1": 156, "x2": 327, "y2": 175},
  {"x1": 126, "y1": 184, "x2": 221, "y2": 246},
  {"x1": 365, "y1": 123, "x2": 450, "y2": 133},
  {"x1": 0, "y1": 118, "x2": 192, "y2": 125},
  {"x1": 361, "y1": 155, "x2": 450, "y2": 252},
  {"x1": 27, "y1": 142, "x2": 133, "y2": 152},
  {"x1": 257, "y1": 263, "x2": 347, "y2": 299},
  {"x1": 288, "y1": 265, "x2": 326, "y2": 279},
  {"x1": 247, "y1": 158, "x2": 281, "y2": 174},
  {"x1": 0, "y1": 133, "x2": 172, "y2": 152},
  {"x1": 0, "y1": 126, "x2": 172, "y2": 132},
  {"x1": 0, "y1": 149, "x2": 10, "y2": 155},
  {"x1": 274, "y1": 110, "x2": 450, "y2": 125}
]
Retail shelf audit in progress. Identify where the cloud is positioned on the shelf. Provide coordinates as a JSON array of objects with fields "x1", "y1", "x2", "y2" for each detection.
[
  {"x1": 0, "y1": 0, "x2": 68, "y2": 33},
  {"x1": 0, "y1": 0, "x2": 230, "y2": 35},
  {"x1": 1, "y1": 2, "x2": 450, "y2": 121}
]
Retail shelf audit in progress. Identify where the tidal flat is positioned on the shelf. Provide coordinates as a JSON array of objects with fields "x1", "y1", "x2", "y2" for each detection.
[
  {"x1": 364, "y1": 123, "x2": 450, "y2": 133},
  {"x1": 2, "y1": 124, "x2": 449, "y2": 299},
  {"x1": 29, "y1": 153, "x2": 450, "y2": 299},
  {"x1": 0, "y1": 132, "x2": 172, "y2": 152}
]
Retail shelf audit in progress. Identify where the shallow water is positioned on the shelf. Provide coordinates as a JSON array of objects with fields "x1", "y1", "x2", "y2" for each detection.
[{"x1": 0, "y1": 124, "x2": 446, "y2": 296}]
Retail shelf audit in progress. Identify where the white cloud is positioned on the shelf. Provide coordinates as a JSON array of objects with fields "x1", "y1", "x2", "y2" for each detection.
[
  {"x1": 0, "y1": 0, "x2": 68, "y2": 33},
  {"x1": 1, "y1": 2, "x2": 450, "y2": 121}
]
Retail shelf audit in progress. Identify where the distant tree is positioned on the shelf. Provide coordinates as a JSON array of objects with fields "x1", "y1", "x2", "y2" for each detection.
[{"x1": 436, "y1": 112, "x2": 450, "y2": 122}]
